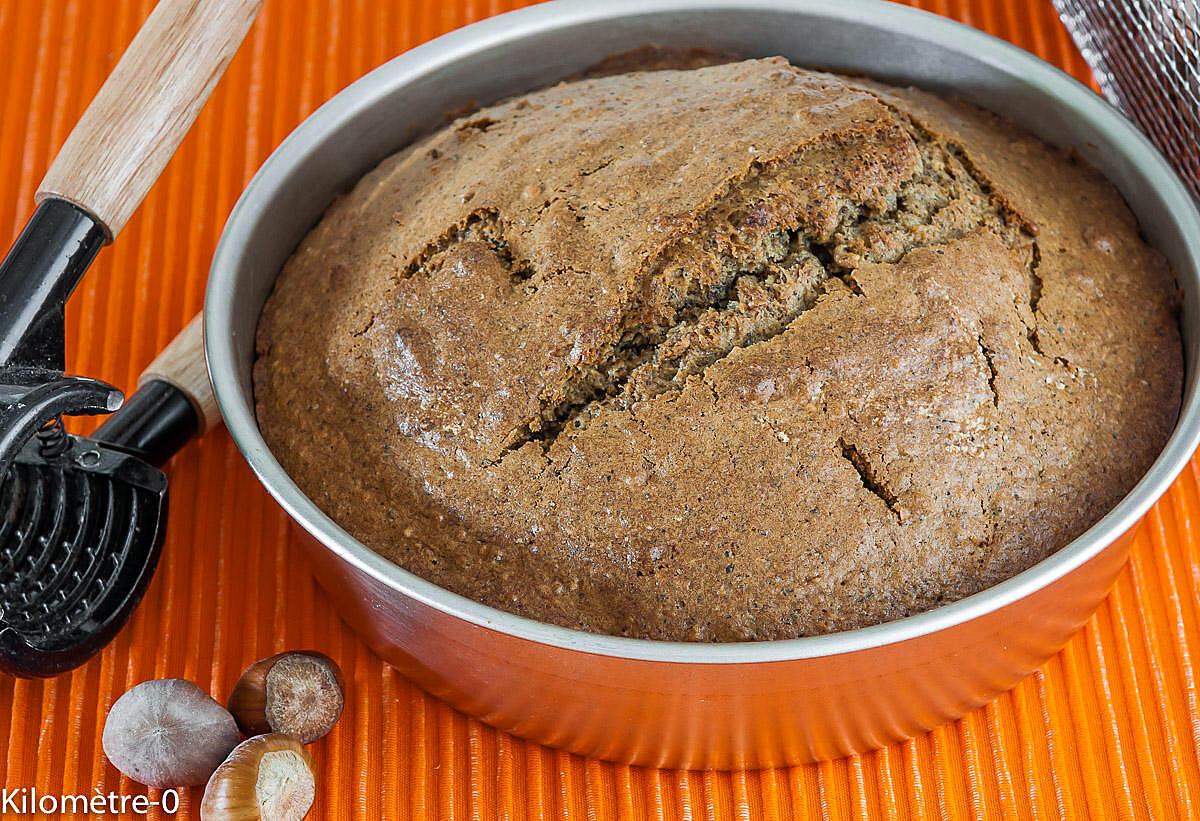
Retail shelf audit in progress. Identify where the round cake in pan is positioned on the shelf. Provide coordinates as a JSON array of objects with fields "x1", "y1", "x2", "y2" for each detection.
[{"x1": 254, "y1": 57, "x2": 1182, "y2": 641}]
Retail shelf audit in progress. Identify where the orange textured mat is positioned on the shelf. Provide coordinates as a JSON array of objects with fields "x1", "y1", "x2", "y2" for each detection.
[{"x1": 0, "y1": 0, "x2": 1196, "y2": 818}]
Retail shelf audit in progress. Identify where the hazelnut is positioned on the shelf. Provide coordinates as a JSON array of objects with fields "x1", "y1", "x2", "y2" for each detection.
[
  {"x1": 227, "y1": 651, "x2": 345, "y2": 743},
  {"x1": 102, "y1": 678, "x2": 241, "y2": 787},
  {"x1": 200, "y1": 734, "x2": 316, "y2": 820}
]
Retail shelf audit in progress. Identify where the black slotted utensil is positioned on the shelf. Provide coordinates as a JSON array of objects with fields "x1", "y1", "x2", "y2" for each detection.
[
  {"x1": 0, "y1": 0, "x2": 261, "y2": 678},
  {"x1": 1, "y1": 316, "x2": 216, "y2": 677}
]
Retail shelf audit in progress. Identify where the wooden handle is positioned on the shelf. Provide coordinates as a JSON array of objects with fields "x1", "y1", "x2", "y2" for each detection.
[
  {"x1": 37, "y1": 0, "x2": 262, "y2": 238},
  {"x1": 140, "y1": 313, "x2": 220, "y2": 433}
]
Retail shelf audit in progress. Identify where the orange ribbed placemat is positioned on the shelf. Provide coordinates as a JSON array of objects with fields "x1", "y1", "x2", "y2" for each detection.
[{"x1": 1, "y1": 0, "x2": 1196, "y2": 818}]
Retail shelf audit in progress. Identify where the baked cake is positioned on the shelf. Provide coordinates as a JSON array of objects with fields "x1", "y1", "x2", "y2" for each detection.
[{"x1": 254, "y1": 58, "x2": 1182, "y2": 641}]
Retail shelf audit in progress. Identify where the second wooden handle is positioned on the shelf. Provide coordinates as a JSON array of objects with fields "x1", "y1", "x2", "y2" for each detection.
[
  {"x1": 37, "y1": 0, "x2": 262, "y2": 238},
  {"x1": 140, "y1": 313, "x2": 220, "y2": 433}
]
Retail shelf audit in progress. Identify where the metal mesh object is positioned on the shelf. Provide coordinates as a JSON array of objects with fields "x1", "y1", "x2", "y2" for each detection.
[{"x1": 1054, "y1": 0, "x2": 1200, "y2": 200}]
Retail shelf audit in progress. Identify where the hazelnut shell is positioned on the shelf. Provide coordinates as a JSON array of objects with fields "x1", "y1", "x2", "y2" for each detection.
[
  {"x1": 102, "y1": 678, "x2": 240, "y2": 788},
  {"x1": 200, "y1": 733, "x2": 316, "y2": 821},
  {"x1": 227, "y1": 650, "x2": 345, "y2": 743}
]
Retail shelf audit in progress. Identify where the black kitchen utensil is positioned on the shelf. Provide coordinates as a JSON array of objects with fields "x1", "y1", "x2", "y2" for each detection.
[
  {"x1": 1, "y1": 317, "x2": 216, "y2": 677},
  {"x1": 0, "y1": 0, "x2": 260, "y2": 678}
]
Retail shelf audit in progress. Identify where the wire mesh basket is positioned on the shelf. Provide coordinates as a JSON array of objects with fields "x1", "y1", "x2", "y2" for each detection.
[{"x1": 1054, "y1": 0, "x2": 1200, "y2": 200}]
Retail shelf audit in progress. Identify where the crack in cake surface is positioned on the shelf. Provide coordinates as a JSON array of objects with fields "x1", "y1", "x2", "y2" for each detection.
[
  {"x1": 496, "y1": 121, "x2": 1016, "y2": 459},
  {"x1": 400, "y1": 208, "x2": 535, "y2": 281},
  {"x1": 1025, "y1": 239, "x2": 1046, "y2": 354},
  {"x1": 978, "y1": 335, "x2": 1001, "y2": 407},
  {"x1": 839, "y1": 438, "x2": 903, "y2": 521}
]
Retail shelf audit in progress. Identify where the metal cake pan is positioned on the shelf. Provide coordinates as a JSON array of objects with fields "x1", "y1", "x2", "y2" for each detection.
[{"x1": 204, "y1": 0, "x2": 1200, "y2": 768}]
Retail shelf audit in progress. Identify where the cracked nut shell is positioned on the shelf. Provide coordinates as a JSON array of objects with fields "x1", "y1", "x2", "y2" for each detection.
[
  {"x1": 200, "y1": 733, "x2": 316, "y2": 821},
  {"x1": 227, "y1": 651, "x2": 345, "y2": 743}
]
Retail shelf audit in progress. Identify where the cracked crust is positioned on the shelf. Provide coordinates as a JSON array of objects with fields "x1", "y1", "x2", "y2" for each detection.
[{"x1": 254, "y1": 58, "x2": 1182, "y2": 641}]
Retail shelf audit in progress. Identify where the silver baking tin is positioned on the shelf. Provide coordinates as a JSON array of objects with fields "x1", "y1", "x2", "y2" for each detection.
[{"x1": 205, "y1": 0, "x2": 1200, "y2": 767}]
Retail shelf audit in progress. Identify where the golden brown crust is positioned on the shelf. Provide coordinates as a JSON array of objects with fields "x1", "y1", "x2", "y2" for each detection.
[{"x1": 254, "y1": 59, "x2": 1181, "y2": 641}]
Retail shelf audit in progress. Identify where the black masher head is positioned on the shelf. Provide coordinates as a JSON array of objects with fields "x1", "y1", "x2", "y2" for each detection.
[{"x1": 0, "y1": 424, "x2": 167, "y2": 678}]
